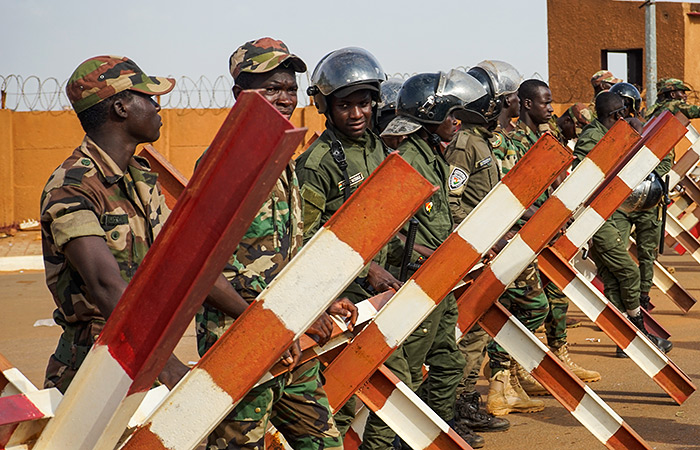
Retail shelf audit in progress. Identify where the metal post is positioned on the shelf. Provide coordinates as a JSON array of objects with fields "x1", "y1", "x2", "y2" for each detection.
[{"x1": 646, "y1": 1, "x2": 657, "y2": 107}]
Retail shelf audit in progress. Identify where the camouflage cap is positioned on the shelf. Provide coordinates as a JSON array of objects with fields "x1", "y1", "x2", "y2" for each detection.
[
  {"x1": 229, "y1": 37, "x2": 306, "y2": 81},
  {"x1": 657, "y1": 78, "x2": 690, "y2": 94},
  {"x1": 567, "y1": 103, "x2": 593, "y2": 136},
  {"x1": 66, "y1": 55, "x2": 175, "y2": 114},
  {"x1": 590, "y1": 70, "x2": 622, "y2": 88}
]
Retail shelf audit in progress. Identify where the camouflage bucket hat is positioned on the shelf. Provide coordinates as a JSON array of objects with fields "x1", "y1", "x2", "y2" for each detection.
[
  {"x1": 66, "y1": 55, "x2": 175, "y2": 114},
  {"x1": 229, "y1": 37, "x2": 306, "y2": 80},
  {"x1": 657, "y1": 78, "x2": 690, "y2": 94},
  {"x1": 590, "y1": 70, "x2": 622, "y2": 88}
]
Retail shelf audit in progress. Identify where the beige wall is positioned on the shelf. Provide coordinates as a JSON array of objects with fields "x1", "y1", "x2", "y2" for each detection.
[{"x1": 0, "y1": 106, "x2": 325, "y2": 225}]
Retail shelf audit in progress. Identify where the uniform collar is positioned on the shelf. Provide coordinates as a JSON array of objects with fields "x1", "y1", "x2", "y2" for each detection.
[{"x1": 78, "y1": 135, "x2": 152, "y2": 185}]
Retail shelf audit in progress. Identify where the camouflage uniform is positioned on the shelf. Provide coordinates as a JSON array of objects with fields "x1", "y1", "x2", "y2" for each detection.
[
  {"x1": 574, "y1": 119, "x2": 641, "y2": 312},
  {"x1": 489, "y1": 124, "x2": 518, "y2": 176},
  {"x1": 41, "y1": 136, "x2": 170, "y2": 392},
  {"x1": 487, "y1": 120, "x2": 550, "y2": 372},
  {"x1": 443, "y1": 124, "x2": 498, "y2": 394},
  {"x1": 41, "y1": 55, "x2": 175, "y2": 393},
  {"x1": 361, "y1": 133, "x2": 464, "y2": 450}
]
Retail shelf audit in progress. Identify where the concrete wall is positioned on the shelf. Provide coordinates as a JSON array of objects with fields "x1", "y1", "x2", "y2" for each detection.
[
  {"x1": 548, "y1": 0, "x2": 686, "y2": 107},
  {"x1": 0, "y1": 106, "x2": 325, "y2": 225}
]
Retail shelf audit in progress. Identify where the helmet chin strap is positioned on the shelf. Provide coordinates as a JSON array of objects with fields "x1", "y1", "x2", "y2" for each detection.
[{"x1": 426, "y1": 131, "x2": 443, "y2": 152}]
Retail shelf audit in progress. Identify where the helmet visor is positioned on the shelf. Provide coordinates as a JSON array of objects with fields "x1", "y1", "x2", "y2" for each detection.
[
  {"x1": 475, "y1": 60, "x2": 523, "y2": 96},
  {"x1": 439, "y1": 69, "x2": 488, "y2": 105}
]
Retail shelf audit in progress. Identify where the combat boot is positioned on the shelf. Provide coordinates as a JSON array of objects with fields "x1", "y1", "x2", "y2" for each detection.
[
  {"x1": 514, "y1": 360, "x2": 548, "y2": 396},
  {"x1": 486, "y1": 368, "x2": 544, "y2": 416},
  {"x1": 455, "y1": 391, "x2": 510, "y2": 432},
  {"x1": 551, "y1": 343, "x2": 601, "y2": 382},
  {"x1": 628, "y1": 312, "x2": 673, "y2": 353},
  {"x1": 448, "y1": 419, "x2": 484, "y2": 449}
]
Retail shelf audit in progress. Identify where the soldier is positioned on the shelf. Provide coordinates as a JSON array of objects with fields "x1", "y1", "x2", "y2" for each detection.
[
  {"x1": 489, "y1": 81, "x2": 520, "y2": 175},
  {"x1": 375, "y1": 78, "x2": 405, "y2": 150},
  {"x1": 443, "y1": 61, "x2": 519, "y2": 433},
  {"x1": 295, "y1": 47, "x2": 401, "y2": 441},
  {"x1": 40, "y1": 56, "x2": 251, "y2": 394},
  {"x1": 646, "y1": 78, "x2": 700, "y2": 120},
  {"x1": 380, "y1": 69, "x2": 488, "y2": 448},
  {"x1": 590, "y1": 70, "x2": 622, "y2": 99},
  {"x1": 575, "y1": 92, "x2": 673, "y2": 357},
  {"x1": 195, "y1": 38, "x2": 357, "y2": 450},
  {"x1": 488, "y1": 79, "x2": 600, "y2": 405}
]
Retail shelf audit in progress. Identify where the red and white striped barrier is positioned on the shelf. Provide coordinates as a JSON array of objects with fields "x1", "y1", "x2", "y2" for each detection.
[
  {"x1": 0, "y1": 389, "x2": 62, "y2": 450},
  {"x1": 535, "y1": 112, "x2": 695, "y2": 405},
  {"x1": 666, "y1": 124, "x2": 700, "y2": 189},
  {"x1": 0, "y1": 353, "x2": 37, "y2": 398},
  {"x1": 33, "y1": 92, "x2": 307, "y2": 450},
  {"x1": 478, "y1": 302, "x2": 651, "y2": 449},
  {"x1": 119, "y1": 154, "x2": 436, "y2": 450},
  {"x1": 321, "y1": 134, "x2": 573, "y2": 411}
]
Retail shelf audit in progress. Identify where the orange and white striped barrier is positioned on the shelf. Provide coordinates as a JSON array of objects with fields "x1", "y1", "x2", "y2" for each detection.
[
  {"x1": 33, "y1": 91, "x2": 307, "y2": 450},
  {"x1": 119, "y1": 154, "x2": 436, "y2": 450},
  {"x1": 321, "y1": 134, "x2": 572, "y2": 412},
  {"x1": 478, "y1": 302, "x2": 651, "y2": 449},
  {"x1": 666, "y1": 124, "x2": 700, "y2": 189}
]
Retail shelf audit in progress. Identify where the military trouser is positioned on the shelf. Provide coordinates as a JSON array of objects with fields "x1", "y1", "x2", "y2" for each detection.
[
  {"x1": 44, "y1": 319, "x2": 105, "y2": 393},
  {"x1": 359, "y1": 294, "x2": 466, "y2": 450},
  {"x1": 488, "y1": 262, "x2": 549, "y2": 372},
  {"x1": 612, "y1": 208, "x2": 661, "y2": 293},
  {"x1": 589, "y1": 219, "x2": 641, "y2": 312},
  {"x1": 543, "y1": 282, "x2": 568, "y2": 349},
  {"x1": 207, "y1": 360, "x2": 342, "y2": 450},
  {"x1": 456, "y1": 323, "x2": 490, "y2": 395}
]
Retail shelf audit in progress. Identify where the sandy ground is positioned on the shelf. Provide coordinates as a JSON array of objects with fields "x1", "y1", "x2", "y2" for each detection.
[{"x1": 0, "y1": 232, "x2": 698, "y2": 449}]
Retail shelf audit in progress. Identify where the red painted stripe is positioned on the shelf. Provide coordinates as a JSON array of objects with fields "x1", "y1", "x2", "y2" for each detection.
[
  {"x1": 538, "y1": 247, "x2": 576, "y2": 288},
  {"x1": 324, "y1": 322, "x2": 393, "y2": 411},
  {"x1": 605, "y1": 425, "x2": 652, "y2": 450},
  {"x1": 413, "y1": 237, "x2": 481, "y2": 302},
  {"x1": 343, "y1": 427, "x2": 363, "y2": 450},
  {"x1": 551, "y1": 236, "x2": 579, "y2": 261},
  {"x1": 95, "y1": 92, "x2": 304, "y2": 393},
  {"x1": 137, "y1": 144, "x2": 189, "y2": 210},
  {"x1": 517, "y1": 197, "x2": 571, "y2": 247},
  {"x1": 672, "y1": 148, "x2": 700, "y2": 183},
  {"x1": 595, "y1": 306, "x2": 637, "y2": 348},
  {"x1": 653, "y1": 365, "x2": 696, "y2": 405},
  {"x1": 425, "y1": 428, "x2": 472, "y2": 450},
  {"x1": 642, "y1": 112, "x2": 688, "y2": 157},
  {"x1": 590, "y1": 178, "x2": 633, "y2": 221},
  {"x1": 666, "y1": 283, "x2": 696, "y2": 313},
  {"x1": 356, "y1": 367, "x2": 397, "y2": 412},
  {"x1": 501, "y1": 134, "x2": 572, "y2": 207},
  {"x1": 0, "y1": 393, "x2": 45, "y2": 426},
  {"x1": 197, "y1": 306, "x2": 296, "y2": 399},
  {"x1": 456, "y1": 268, "x2": 508, "y2": 334},
  {"x1": 585, "y1": 120, "x2": 640, "y2": 172},
  {"x1": 0, "y1": 423, "x2": 19, "y2": 447},
  {"x1": 326, "y1": 153, "x2": 437, "y2": 259},
  {"x1": 531, "y1": 355, "x2": 585, "y2": 413}
]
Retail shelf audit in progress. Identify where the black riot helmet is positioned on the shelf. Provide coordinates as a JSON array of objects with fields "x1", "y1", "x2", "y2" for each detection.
[
  {"x1": 376, "y1": 78, "x2": 403, "y2": 133},
  {"x1": 609, "y1": 82, "x2": 642, "y2": 117},
  {"x1": 306, "y1": 47, "x2": 386, "y2": 114},
  {"x1": 381, "y1": 70, "x2": 486, "y2": 137}
]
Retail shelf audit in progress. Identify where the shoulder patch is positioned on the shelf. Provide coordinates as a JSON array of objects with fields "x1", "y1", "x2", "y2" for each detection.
[
  {"x1": 489, "y1": 133, "x2": 503, "y2": 148},
  {"x1": 449, "y1": 166, "x2": 469, "y2": 191},
  {"x1": 476, "y1": 156, "x2": 492, "y2": 170}
]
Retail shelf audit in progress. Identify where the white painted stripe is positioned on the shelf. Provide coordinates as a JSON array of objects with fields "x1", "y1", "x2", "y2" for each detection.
[
  {"x1": 349, "y1": 406, "x2": 370, "y2": 440},
  {"x1": 33, "y1": 345, "x2": 132, "y2": 450},
  {"x1": 23, "y1": 388, "x2": 61, "y2": 417},
  {"x1": 374, "y1": 280, "x2": 435, "y2": 348},
  {"x1": 666, "y1": 218, "x2": 682, "y2": 238},
  {"x1": 652, "y1": 265, "x2": 675, "y2": 293},
  {"x1": 262, "y1": 228, "x2": 365, "y2": 335},
  {"x1": 376, "y1": 382, "x2": 443, "y2": 450},
  {"x1": 564, "y1": 209, "x2": 606, "y2": 250},
  {"x1": 679, "y1": 211, "x2": 699, "y2": 229},
  {"x1": 455, "y1": 325, "x2": 463, "y2": 342},
  {"x1": 355, "y1": 299, "x2": 380, "y2": 325},
  {"x1": 128, "y1": 385, "x2": 170, "y2": 428},
  {"x1": 562, "y1": 276, "x2": 606, "y2": 321},
  {"x1": 95, "y1": 391, "x2": 148, "y2": 450},
  {"x1": 2, "y1": 368, "x2": 38, "y2": 395},
  {"x1": 489, "y1": 235, "x2": 536, "y2": 288},
  {"x1": 623, "y1": 336, "x2": 666, "y2": 378},
  {"x1": 691, "y1": 249, "x2": 700, "y2": 262},
  {"x1": 668, "y1": 198, "x2": 690, "y2": 217},
  {"x1": 456, "y1": 185, "x2": 523, "y2": 254},
  {"x1": 148, "y1": 368, "x2": 235, "y2": 450},
  {"x1": 556, "y1": 159, "x2": 605, "y2": 211},
  {"x1": 616, "y1": 146, "x2": 659, "y2": 189},
  {"x1": 493, "y1": 317, "x2": 547, "y2": 372},
  {"x1": 0, "y1": 255, "x2": 44, "y2": 272},
  {"x1": 571, "y1": 387, "x2": 623, "y2": 444},
  {"x1": 685, "y1": 125, "x2": 700, "y2": 144}
]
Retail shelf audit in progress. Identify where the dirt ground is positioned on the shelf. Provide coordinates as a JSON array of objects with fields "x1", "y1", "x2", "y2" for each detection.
[{"x1": 0, "y1": 248, "x2": 698, "y2": 449}]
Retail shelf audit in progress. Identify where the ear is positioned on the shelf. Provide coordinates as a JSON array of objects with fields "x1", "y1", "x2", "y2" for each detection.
[
  {"x1": 112, "y1": 96, "x2": 129, "y2": 119},
  {"x1": 523, "y1": 98, "x2": 533, "y2": 110},
  {"x1": 232, "y1": 85, "x2": 242, "y2": 100}
]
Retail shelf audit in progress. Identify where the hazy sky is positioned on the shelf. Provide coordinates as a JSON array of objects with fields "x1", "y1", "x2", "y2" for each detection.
[{"x1": 1, "y1": 0, "x2": 548, "y2": 106}]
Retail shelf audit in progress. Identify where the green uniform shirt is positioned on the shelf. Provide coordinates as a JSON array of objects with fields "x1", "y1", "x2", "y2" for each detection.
[
  {"x1": 490, "y1": 124, "x2": 519, "y2": 175},
  {"x1": 509, "y1": 119, "x2": 540, "y2": 159},
  {"x1": 572, "y1": 119, "x2": 608, "y2": 170},
  {"x1": 646, "y1": 98, "x2": 700, "y2": 121},
  {"x1": 444, "y1": 124, "x2": 500, "y2": 223},
  {"x1": 40, "y1": 135, "x2": 170, "y2": 326}
]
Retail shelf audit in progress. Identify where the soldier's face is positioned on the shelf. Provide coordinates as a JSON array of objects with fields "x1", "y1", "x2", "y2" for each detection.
[
  {"x1": 435, "y1": 113, "x2": 459, "y2": 142},
  {"x1": 329, "y1": 90, "x2": 373, "y2": 140},
  {"x1": 670, "y1": 90, "x2": 688, "y2": 102},
  {"x1": 527, "y1": 87, "x2": 553, "y2": 125},
  {"x1": 124, "y1": 92, "x2": 162, "y2": 143},
  {"x1": 238, "y1": 69, "x2": 298, "y2": 119}
]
